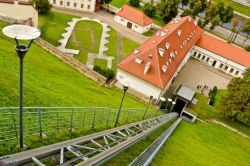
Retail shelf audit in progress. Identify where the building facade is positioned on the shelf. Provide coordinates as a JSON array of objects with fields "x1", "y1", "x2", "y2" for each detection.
[
  {"x1": 114, "y1": 5, "x2": 153, "y2": 34},
  {"x1": 0, "y1": 0, "x2": 38, "y2": 27},
  {"x1": 49, "y1": 0, "x2": 97, "y2": 12},
  {"x1": 116, "y1": 16, "x2": 250, "y2": 100}
]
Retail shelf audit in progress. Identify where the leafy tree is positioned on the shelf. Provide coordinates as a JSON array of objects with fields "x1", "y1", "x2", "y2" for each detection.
[
  {"x1": 188, "y1": 0, "x2": 207, "y2": 18},
  {"x1": 220, "y1": 5, "x2": 234, "y2": 25},
  {"x1": 157, "y1": 0, "x2": 180, "y2": 23},
  {"x1": 129, "y1": 0, "x2": 140, "y2": 7},
  {"x1": 29, "y1": 0, "x2": 52, "y2": 14},
  {"x1": 203, "y1": 3, "x2": 219, "y2": 27},
  {"x1": 241, "y1": 19, "x2": 250, "y2": 46},
  {"x1": 219, "y1": 69, "x2": 250, "y2": 125},
  {"x1": 210, "y1": 15, "x2": 220, "y2": 30},
  {"x1": 197, "y1": 18, "x2": 204, "y2": 28},
  {"x1": 99, "y1": 0, "x2": 112, "y2": 4},
  {"x1": 229, "y1": 18, "x2": 239, "y2": 41},
  {"x1": 143, "y1": 2, "x2": 156, "y2": 17},
  {"x1": 181, "y1": 0, "x2": 189, "y2": 9},
  {"x1": 181, "y1": 9, "x2": 192, "y2": 17}
]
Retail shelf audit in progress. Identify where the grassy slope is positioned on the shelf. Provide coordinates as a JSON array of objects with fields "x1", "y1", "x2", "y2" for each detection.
[
  {"x1": 152, "y1": 121, "x2": 250, "y2": 166},
  {"x1": 212, "y1": 0, "x2": 250, "y2": 17},
  {"x1": 0, "y1": 21, "x2": 145, "y2": 108},
  {"x1": 187, "y1": 92, "x2": 250, "y2": 136},
  {"x1": 39, "y1": 11, "x2": 77, "y2": 46}
]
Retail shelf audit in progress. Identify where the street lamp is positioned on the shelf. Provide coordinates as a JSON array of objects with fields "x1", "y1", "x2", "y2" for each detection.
[
  {"x1": 142, "y1": 95, "x2": 153, "y2": 120},
  {"x1": 115, "y1": 85, "x2": 129, "y2": 127},
  {"x1": 2, "y1": 25, "x2": 40, "y2": 148}
]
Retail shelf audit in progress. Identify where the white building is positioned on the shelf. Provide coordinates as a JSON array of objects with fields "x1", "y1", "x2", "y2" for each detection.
[
  {"x1": 116, "y1": 16, "x2": 250, "y2": 100},
  {"x1": 114, "y1": 5, "x2": 153, "y2": 34},
  {"x1": 49, "y1": 0, "x2": 97, "y2": 12},
  {"x1": 0, "y1": 0, "x2": 38, "y2": 27}
]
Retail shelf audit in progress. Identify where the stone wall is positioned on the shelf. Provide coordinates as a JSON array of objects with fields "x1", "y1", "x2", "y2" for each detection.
[{"x1": 35, "y1": 38, "x2": 107, "y2": 84}]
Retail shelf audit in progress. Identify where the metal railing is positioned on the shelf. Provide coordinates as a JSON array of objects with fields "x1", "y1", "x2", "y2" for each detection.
[{"x1": 0, "y1": 107, "x2": 163, "y2": 142}]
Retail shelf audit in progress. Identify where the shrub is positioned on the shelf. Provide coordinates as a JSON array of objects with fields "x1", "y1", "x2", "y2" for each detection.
[
  {"x1": 30, "y1": 0, "x2": 52, "y2": 14},
  {"x1": 93, "y1": 65, "x2": 115, "y2": 82},
  {"x1": 245, "y1": 45, "x2": 250, "y2": 51},
  {"x1": 209, "y1": 86, "x2": 217, "y2": 106},
  {"x1": 129, "y1": 0, "x2": 140, "y2": 7}
]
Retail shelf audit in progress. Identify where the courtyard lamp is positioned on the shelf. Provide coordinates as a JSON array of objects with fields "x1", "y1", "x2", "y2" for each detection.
[
  {"x1": 142, "y1": 95, "x2": 153, "y2": 120},
  {"x1": 115, "y1": 85, "x2": 129, "y2": 127},
  {"x1": 2, "y1": 25, "x2": 40, "y2": 148}
]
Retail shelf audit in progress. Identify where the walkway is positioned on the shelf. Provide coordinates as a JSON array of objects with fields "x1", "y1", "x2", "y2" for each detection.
[{"x1": 56, "y1": 15, "x2": 114, "y2": 69}]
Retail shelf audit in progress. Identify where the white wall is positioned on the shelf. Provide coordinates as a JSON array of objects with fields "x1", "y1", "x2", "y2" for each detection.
[
  {"x1": 116, "y1": 69, "x2": 162, "y2": 98},
  {"x1": 191, "y1": 46, "x2": 247, "y2": 77},
  {"x1": 114, "y1": 15, "x2": 151, "y2": 34},
  {"x1": 50, "y1": 0, "x2": 96, "y2": 12},
  {"x1": 0, "y1": 2, "x2": 38, "y2": 27}
]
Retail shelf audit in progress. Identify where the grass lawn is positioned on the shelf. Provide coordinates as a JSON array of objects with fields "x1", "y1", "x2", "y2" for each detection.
[
  {"x1": 67, "y1": 20, "x2": 103, "y2": 65},
  {"x1": 121, "y1": 37, "x2": 140, "y2": 59},
  {"x1": 187, "y1": 91, "x2": 250, "y2": 136},
  {"x1": 39, "y1": 11, "x2": 77, "y2": 46},
  {"x1": 151, "y1": 121, "x2": 250, "y2": 165},
  {"x1": 94, "y1": 58, "x2": 108, "y2": 69},
  {"x1": 143, "y1": 31, "x2": 155, "y2": 37},
  {"x1": 212, "y1": 0, "x2": 250, "y2": 17},
  {"x1": 110, "y1": 0, "x2": 129, "y2": 8}
]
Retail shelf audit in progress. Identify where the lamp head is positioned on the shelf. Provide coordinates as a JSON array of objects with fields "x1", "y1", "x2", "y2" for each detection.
[
  {"x1": 149, "y1": 95, "x2": 153, "y2": 99},
  {"x1": 2, "y1": 24, "x2": 40, "y2": 40},
  {"x1": 123, "y1": 85, "x2": 129, "y2": 92},
  {"x1": 160, "y1": 97, "x2": 166, "y2": 102}
]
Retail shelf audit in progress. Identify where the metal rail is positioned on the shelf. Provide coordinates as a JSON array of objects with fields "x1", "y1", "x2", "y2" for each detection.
[
  {"x1": 129, "y1": 118, "x2": 182, "y2": 166},
  {"x1": 0, "y1": 113, "x2": 178, "y2": 166}
]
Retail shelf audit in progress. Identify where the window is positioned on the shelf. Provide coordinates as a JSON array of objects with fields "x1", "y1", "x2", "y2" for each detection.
[
  {"x1": 53, "y1": 0, "x2": 56, "y2": 4},
  {"x1": 219, "y1": 63, "x2": 224, "y2": 69},
  {"x1": 87, "y1": 5, "x2": 90, "y2": 9},
  {"x1": 224, "y1": 66, "x2": 228, "y2": 70},
  {"x1": 193, "y1": 51, "x2": 197, "y2": 57},
  {"x1": 121, "y1": 18, "x2": 124, "y2": 22},
  {"x1": 206, "y1": 57, "x2": 210, "y2": 63},
  {"x1": 197, "y1": 53, "x2": 201, "y2": 59},
  {"x1": 201, "y1": 55, "x2": 205, "y2": 61},
  {"x1": 67, "y1": 2, "x2": 70, "y2": 6},
  {"x1": 229, "y1": 68, "x2": 234, "y2": 73},
  {"x1": 235, "y1": 70, "x2": 239, "y2": 76},
  {"x1": 60, "y1": 1, "x2": 63, "y2": 5},
  {"x1": 81, "y1": 4, "x2": 84, "y2": 8},
  {"x1": 74, "y1": 3, "x2": 77, "y2": 7},
  {"x1": 135, "y1": 25, "x2": 138, "y2": 28}
]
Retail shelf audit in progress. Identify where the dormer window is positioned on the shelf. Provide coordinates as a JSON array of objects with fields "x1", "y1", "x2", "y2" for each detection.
[
  {"x1": 169, "y1": 58, "x2": 172, "y2": 63},
  {"x1": 160, "y1": 31, "x2": 167, "y2": 37},
  {"x1": 144, "y1": 62, "x2": 151, "y2": 74},
  {"x1": 158, "y1": 48, "x2": 164, "y2": 57},
  {"x1": 175, "y1": 51, "x2": 178, "y2": 56},
  {"x1": 162, "y1": 65, "x2": 168, "y2": 73},
  {"x1": 194, "y1": 21, "x2": 197, "y2": 26},
  {"x1": 180, "y1": 44, "x2": 183, "y2": 49},
  {"x1": 170, "y1": 52, "x2": 175, "y2": 59},
  {"x1": 156, "y1": 31, "x2": 160, "y2": 36},
  {"x1": 134, "y1": 49, "x2": 140, "y2": 54},
  {"x1": 165, "y1": 43, "x2": 170, "y2": 50},
  {"x1": 177, "y1": 30, "x2": 182, "y2": 36},
  {"x1": 148, "y1": 54, "x2": 153, "y2": 58},
  {"x1": 135, "y1": 56, "x2": 142, "y2": 64},
  {"x1": 188, "y1": 17, "x2": 192, "y2": 22}
]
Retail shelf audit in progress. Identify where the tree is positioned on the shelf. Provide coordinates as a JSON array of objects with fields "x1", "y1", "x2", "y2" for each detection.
[
  {"x1": 229, "y1": 18, "x2": 239, "y2": 41},
  {"x1": 219, "y1": 69, "x2": 250, "y2": 125},
  {"x1": 181, "y1": 0, "x2": 189, "y2": 9},
  {"x1": 210, "y1": 15, "x2": 220, "y2": 30},
  {"x1": 99, "y1": 0, "x2": 112, "y2": 4},
  {"x1": 188, "y1": 0, "x2": 207, "y2": 18},
  {"x1": 129, "y1": 0, "x2": 140, "y2": 7},
  {"x1": 203, "y1": 3, "x2": 219, "y2": 27},
  {"x1": 143, "y1": 2, "x2": 156, "y2": 17},
  {"x1": 220, "y1": 5, "x2": 234, "y2": 25},
  {"x1": 157, "y1": 0, "x2": 180, "y2": 23},
  {"x1": 241, "y1": 19, "x2": 250, "y2": 46},
  {"x1": 30, "y1": 0, "x2": 52, "y2": 14}
]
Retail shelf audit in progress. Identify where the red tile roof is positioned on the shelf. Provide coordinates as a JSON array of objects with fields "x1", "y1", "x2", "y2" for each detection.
[
  {"x1": 116, "y1": 5, "x2": 153, "y2": 27},
  {"x1": 196, "y1": 33, "x2": 250, "y2": 68},
  {"x1": 118, "y1": 17, "x2": 203, "y2": 89}
]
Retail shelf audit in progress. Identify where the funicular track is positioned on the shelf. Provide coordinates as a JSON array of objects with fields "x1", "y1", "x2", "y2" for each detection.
[{"x1": 0, "y1": 113, "x2": 178, "y2": 166}]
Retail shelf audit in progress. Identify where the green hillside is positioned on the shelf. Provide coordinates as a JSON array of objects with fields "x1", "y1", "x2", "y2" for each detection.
[{"x1": 0, "y1": 21, "x2": 145, "y2": 108}]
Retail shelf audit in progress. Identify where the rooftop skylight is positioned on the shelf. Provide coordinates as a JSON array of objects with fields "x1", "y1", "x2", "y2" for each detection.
[
  {"x1": 135, "y1": 56, "x2": 143, "y2": 64},
  {"x1": 162, "y1": 65, "x2": 168, "y2": 73},
  {"x1": 177, "y1": 30, "x2": 182, "y2": 36},
  {"x1": 134, "y1": 49, "x2": 140, "y2": 54},
  {"x1": 158, "y1": 48, "x2": 164, "y2": 57},
  {"x1": 165, "y1": 43, "x2": 170, "y2": 50},
  {"x1": 144, "y1": 62, "x2": 151, "y2": 74}
]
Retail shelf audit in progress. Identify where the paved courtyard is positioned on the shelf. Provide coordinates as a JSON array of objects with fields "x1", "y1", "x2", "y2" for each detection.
[{"x1": 167, "y1": 58, "x2": 233, "y2": 97}]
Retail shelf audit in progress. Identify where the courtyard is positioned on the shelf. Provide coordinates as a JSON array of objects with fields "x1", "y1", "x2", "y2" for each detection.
[{"x1": 167, "y1": 58, "x2": 232, "y2": 97}]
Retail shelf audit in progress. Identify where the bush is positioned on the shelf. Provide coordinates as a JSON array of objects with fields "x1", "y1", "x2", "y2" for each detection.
[
  {"x1": 245, "y1": 45, "x2": 250, "y2": 51},
  {"x1": 209, "y1": 86, "x2": 217, "y2": 106},
  {"x1": 30, "y1": 0, "x2": 52, "y2": 14},
  {"x1": 93, "y1": 66, "x2": 115, "y2": 82},
  {"x1": 129, "y1": 0, "x2": 140, "y2": 7}
]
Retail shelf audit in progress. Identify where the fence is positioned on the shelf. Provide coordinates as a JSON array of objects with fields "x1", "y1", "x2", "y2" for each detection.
[{"x1": 0, "y1": 107, "x2": 163, "y2": 142}]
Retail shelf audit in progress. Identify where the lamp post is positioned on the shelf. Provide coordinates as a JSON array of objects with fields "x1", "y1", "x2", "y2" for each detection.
[
  {"x1": 115, "y1": 85, "x2": 129, "y2": 127},
  {"x1": 143, "y1": 95, "x2": 153, "y2": 120},
  {"x1": 2, "y1": 25, "x2": 40, "y2": 148}
]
